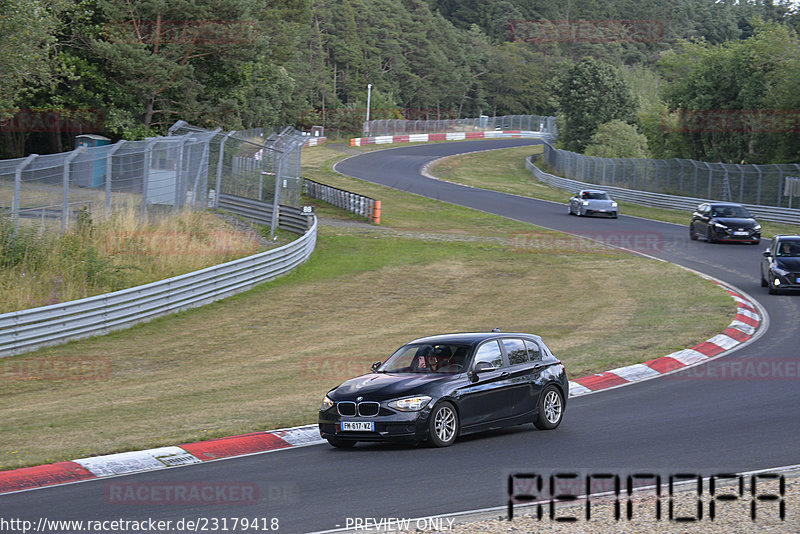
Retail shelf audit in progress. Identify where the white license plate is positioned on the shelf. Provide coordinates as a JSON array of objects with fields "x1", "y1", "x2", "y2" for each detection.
[
  {"x1": 733, "y1": 231, "x2": 748, "y2": 236},
  {"x1": 796, "y1": 277, "x2": 800, "y2": 284},
  {"x1": 340, "y1": 421, "x2": 374, "y2": 432}
]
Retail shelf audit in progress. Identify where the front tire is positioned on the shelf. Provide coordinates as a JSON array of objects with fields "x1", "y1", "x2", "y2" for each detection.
[
  {"x1": 327, "y1": 438, "x2": 356, "y2": 448},
  {"x1": 427, "y1": 401, "x2": 459, "y2": 447},
  {"x1": 707, "y1": 228, "x2": 717, "y2": 243},
  {"x1": 533, "y1": 386, "x2": 564, "y2": 430},
  {"x1": 689, "y1": 224, "x2": 698, "y2": 240}
]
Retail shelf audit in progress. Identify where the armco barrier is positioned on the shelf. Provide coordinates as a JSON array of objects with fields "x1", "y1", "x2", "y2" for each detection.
[
  {"x1": 0, "y1": 211, "x2": 317, "y2": 358},
  {"x1": 527, "y1": 156, "x2": 800, "y2": 225},
  {"x1": 218, "y1": 193, "x2": 311, "y2": 234},
  {"x1": 302, "y1": 179, "x2": 377, "y2": 221}
]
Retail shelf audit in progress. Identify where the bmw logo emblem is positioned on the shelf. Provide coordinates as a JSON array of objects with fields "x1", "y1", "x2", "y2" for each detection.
[{"x1": 356, "y1": 396, "x2": 363, "y2": 402}]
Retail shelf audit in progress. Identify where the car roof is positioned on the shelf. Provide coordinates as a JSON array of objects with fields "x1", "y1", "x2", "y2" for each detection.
[
  {"x1": 709, "y1": 202, "x2": 744, "y2": 207},
  {"x1": 580, "y1": 189, "x2": 607, "y2": 194},
  {"x1": 773, "y1": 234, "x2": 800, "y2": 240},
  {"x1": 406, "y1": 332, "x2": 543, "y2": 346}
]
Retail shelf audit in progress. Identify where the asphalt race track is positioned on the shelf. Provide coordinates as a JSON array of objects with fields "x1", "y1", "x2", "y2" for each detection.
[{"x1": 3, "y1": 139, "x2": 799, "y2": 533}]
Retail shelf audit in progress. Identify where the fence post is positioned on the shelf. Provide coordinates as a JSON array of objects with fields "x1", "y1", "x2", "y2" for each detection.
[
  {"x1": 738, "y1": 164, "x2": 745, "y2": 204},
  {"x1": 270, "y1": 151, "x2": 285, "y2": 237},
  {"x1": 61, "y1": 146, "x2": 86, "y2": 232},
  {"x1": 142, "y1": 139, "x2": 158, "y2": 220},
  {"x1": 756, "y1": 165, "x2": 762, "y2": 205},
  {"x1": 11, "y1": 154, "x2": 38, "y2": 233},
  {"x1": 105, "y1": 141, "x2": 125, "y2": 215},
  {"x1": 168, "y1": 120, "x2": 187, "y2": 135},
  {"x1": 192, "y1": 135, "x2": 213, "y2": 208}
]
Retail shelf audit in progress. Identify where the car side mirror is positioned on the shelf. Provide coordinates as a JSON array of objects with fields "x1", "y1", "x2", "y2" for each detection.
[
  {"x1": 468, "y1": 361, "x2": 497, "y2": 382},
  {"x1": 763, "y1": 250, "x2": 772, "y2": 257},
  {"x1": 371, "y1": 361, "x2": 382, "y2": 372},
  {"x1": 474, "y1": 361, "x2": 497, "y2": 373}
]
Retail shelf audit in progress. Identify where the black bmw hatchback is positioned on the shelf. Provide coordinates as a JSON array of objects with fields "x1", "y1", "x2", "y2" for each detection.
[{"x1": 318, "y1": 332, "x2": 568, "y2": 448}]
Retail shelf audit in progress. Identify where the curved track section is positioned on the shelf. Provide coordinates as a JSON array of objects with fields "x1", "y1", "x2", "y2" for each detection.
[{"x1": 3, "y1": 140, "x2": 799, "y2": 534}]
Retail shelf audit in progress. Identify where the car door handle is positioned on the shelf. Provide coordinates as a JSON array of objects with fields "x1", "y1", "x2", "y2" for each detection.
[{"x1": 500, "y1": 371, "x2": 509, "y2": 378}]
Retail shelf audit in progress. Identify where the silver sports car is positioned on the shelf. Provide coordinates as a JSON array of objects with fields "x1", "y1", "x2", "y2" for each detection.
[{"x1": 568, "y1": 189, "x2": 618, "y2": 218}]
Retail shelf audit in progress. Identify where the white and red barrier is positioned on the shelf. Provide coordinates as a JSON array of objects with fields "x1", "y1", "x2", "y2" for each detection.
[
  {"x1": 350, "y1": 130, "x2": 545, "y2": 146},
  {"x1": 304, "y1": 136, "x2": 327, "y2": 147}
]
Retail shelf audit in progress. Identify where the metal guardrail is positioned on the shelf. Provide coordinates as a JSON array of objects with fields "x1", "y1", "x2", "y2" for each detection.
[
  {"x1": 217, "y1": 193, "x2": 311, "y2": 234},
  {"x1": 527, "y1": 156, "x2": 800, "y2": 225},
  {"x1": 302, "y1": 179, "x2": 377, "y2": 221},
  {"x1": 0, "y1": 212, "x2": 317, "y2": 357}
]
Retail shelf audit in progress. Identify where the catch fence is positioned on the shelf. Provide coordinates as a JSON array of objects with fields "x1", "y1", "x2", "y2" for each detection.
[
  {"x1": 0, "y1": 122, "x2": 311, "y2": 235},
  {"x1": 364, "y1": 115, "x2": 557, "y2": 137},
  {"x1": 543, "y1": 143, "x2": 800, "y2": 212}
]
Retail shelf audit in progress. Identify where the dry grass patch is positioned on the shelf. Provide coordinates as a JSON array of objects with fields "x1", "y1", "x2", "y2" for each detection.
[{"x1": 0, "y1": 208, "x2": 273, "y2": 313}]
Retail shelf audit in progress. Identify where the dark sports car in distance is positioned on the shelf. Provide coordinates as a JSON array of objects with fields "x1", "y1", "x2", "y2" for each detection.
[
  {"x1": 689, "y1": 202, "x2": 761, "y2": 244},
  {"x1": 318, "y1": 332, "x2": 568, "y2": 448},
  {"x1": 568, "y1": 189, "x2": 618, "y2": 218},
  {"x1": 761, "y1": 235, "x2": 800, "y2": 294}
]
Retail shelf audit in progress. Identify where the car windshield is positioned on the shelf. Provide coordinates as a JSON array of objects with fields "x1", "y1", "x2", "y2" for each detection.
[
  {"x1": 379, "y1": 343, "x2": 470, "y2": 374},
  {"x1": 582, "y1": 192, "x2": 610, "y2": 200},
  {"x1": 711, "y1": 206, "x2": 752, "y2": 218},
  {"x1": 776, "y1": 239, "x2": 800, "y2": 257}
]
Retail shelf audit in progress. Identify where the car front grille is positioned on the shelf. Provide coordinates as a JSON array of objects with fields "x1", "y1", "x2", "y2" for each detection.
[
  {"x1": 337, "y1": 402, "x2": 356, "y2": 416},
  {"x1": 336, "y1": 401, "x2": 381, "y2": 417},
  {"x1": 358, "y1": 402, "x2": 380, "y2": 417}
]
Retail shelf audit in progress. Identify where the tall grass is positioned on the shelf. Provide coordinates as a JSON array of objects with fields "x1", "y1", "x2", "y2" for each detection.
[{"x1": 0, "y1": 208, "x2": 261, "y2": 314}]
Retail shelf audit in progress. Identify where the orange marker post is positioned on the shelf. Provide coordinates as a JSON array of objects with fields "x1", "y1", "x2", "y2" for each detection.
[{"x1": 372, "y1": 200, "x2": 381, "y2": 224}]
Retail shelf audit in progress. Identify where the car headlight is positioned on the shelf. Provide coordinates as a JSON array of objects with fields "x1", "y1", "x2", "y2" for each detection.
[
  {"x1": 582, "y1": 201, "x2": 589, "y2": 206},
  {"x1": 321, "y1": 395, "x2": 335, "y2": 411},
  {"x1": 611, "y1": 202, "x2": 618, "y2": 207},
  {"x1": 753, "y1": 224, "x2": 761, "y2": 231},
  {"x1": 713, "y1": 222, "x2": 728, "y2": 230},
  {"x1": 388, "y1": 396, "x2": 432, "y2": 412}
]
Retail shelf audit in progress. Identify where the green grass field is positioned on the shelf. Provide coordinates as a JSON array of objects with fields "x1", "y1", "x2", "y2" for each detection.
[{"x1": 0, "y1": 141, "x2": 735, "y2": 470}]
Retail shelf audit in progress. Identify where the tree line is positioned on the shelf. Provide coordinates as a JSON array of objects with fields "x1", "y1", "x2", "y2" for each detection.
[{"x1": 1, "y1": 0, "x2": 799, "y2": 165}]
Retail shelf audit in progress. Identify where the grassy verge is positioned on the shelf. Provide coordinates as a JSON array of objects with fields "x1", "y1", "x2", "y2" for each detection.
[
  {"x1": 0, "y1": 142, "x2": 735, "y2": 470},
  {"x1": 429, "y1": 144, "x2": 800, "y2": 237}
]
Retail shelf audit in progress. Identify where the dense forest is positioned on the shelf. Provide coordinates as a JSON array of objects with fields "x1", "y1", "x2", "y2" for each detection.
[{"x1": 1, "y1": 0, "x2": 799, "y2": 164}]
